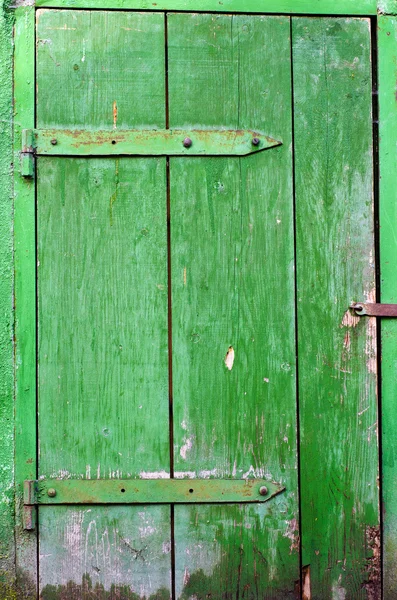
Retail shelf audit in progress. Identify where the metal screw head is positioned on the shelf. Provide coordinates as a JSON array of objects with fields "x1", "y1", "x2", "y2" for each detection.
[
  {"x1": 183, "y1": 137, "x2": 192, "y2": 148},
  {"x1": 47, "y1": 488, "x2": 57, "y2": 498},
  {"x1": 259, "y1": 486, "x2": 268, "y2": 496},
  {"x1": 252, "y1": 137, "x2": 260, "y2": 147},
  {"x1": 50, "y1": 139, "x2": 57, "y2": 146}
]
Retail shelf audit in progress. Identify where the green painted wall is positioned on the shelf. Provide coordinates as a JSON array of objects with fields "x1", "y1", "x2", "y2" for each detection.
[{"x1": 0, "y1": 0, "x2": 15, "y2": 595}]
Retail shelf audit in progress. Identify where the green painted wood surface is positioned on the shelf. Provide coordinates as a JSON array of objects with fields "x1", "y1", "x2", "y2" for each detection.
[
  {"x1": 37, "y1": 157, "x2": 169, "y2": 479},
  {"x1": 36, "y1": 10, "x2": 172, "y2": 595},
  {"x1": 168, "y1": 14, "x2": 299, "y2": 597},
  {"x1": 174, "y1": 504, "x2": 299, "y2": 600},
  {"x1": 39, "y1": 506, "x2": 172, "y2": 599},
  {"x1": 292, "y1": 17, "x2": 379, "y2": 599},
  {"x1": 13, "y1": 6, "x2": 37, "y2": 598},
  {"x1": 36, "y1": 9, "x2": 165, "y2": 130},
  {"x1": 378, "y1": 16, "x2": 397, "y2": 599},
  {"x1": 34, "y1": 0, "x2": 378, "y2": 15}
]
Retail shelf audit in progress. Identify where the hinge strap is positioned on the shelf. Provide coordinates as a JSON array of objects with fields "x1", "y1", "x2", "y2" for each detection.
[
  {"x1": 23, "y1": 478, "x2": 285, "y2": 505},
  {"x1": 23, "y1": 128, "x2": 282, "y2": 157},
  {"x1": 351, "y1": 302, "x2": 397, "y2": 317}
]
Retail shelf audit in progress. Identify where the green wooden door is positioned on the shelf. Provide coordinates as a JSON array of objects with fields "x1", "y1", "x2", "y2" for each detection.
[{"x1": 30, "y1": 9, "x2": 378, "y2": 599}]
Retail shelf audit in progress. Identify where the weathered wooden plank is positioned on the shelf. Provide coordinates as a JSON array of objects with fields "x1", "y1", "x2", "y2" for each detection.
[
  {"x1": 36, "y1": 10, "x2": 172, "y2": 592},
  {"x1": 36, "y1": 10, "x2": 165, "y2": 130},
  {"x1": 378, "y1": 15, "x2": 397, "y2": 599},
  {"x1": 292, "y1": 17, "x2": 379, "y2": 599},
  {"x1": 35, "y1": 0, "x2": 378, "y2": 16},
  {"x1": 37, "y1": 157, "x2": 169, "y2": 479},
  {"x1": 39, "y1": 506, "x2": 172, "y2": 599},
  {"x1": 37, "y1": 155, "x2": 171, "y2": 593},
  {"x1": 14, "y1": 6, "x2": 37, "y2": 598},
  {"x1": 169, "y1": 13, "x2": 299, "y2": 597},
  {"x1": 175, "y1": 504, "x2": 298, "y2": 600}
]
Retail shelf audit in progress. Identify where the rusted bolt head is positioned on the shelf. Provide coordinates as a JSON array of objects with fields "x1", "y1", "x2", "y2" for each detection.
[
  {"x1": 183, "y1": 137, "x2": 192, "y2": 148},
  {"x1": 252, "y1": 137, "x2": 260, "y2": 147},
  {"x1": 259, "y1": 486, "x2": 268, "y2": 496},
  {"x1": 47, "y1": 488, "x2": 57, "y2": 498},
  {"x1": 50, "y1": 139, "x2": 57, "y2": 146}
]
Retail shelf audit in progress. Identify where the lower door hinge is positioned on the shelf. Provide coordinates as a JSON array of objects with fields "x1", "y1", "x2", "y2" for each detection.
[{"x1": 23, "y1": 478, "x2": 285, "y2": 506}]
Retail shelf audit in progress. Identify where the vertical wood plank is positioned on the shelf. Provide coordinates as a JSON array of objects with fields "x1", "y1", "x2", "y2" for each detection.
[
  {"x1": 36, "y1": 10, "x2": 171, "y2": 595},
  {"x1": 36, "y1": 10, "x2": 165, "y2": 130},
  {"x1": 14, "y1": 6, "x2": 37, "y2": 597},
  {"x1": 378, "y1": 15, "x2": 397, "y2": 599},
  {"x1": 37, "y1": 157, "x2": 169, "y2": 480},
  {"x1": 293, "y1": 17, "x2": 379, "y2": 599},
  {"x1": 39, "y1": 506, "x2": 172, "y2": 599},
  {"x1": 169, "y1": 14, "x2": 299, "y2": 597}
]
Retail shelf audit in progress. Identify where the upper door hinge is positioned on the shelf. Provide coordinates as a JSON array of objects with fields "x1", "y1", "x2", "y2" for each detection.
[{"x1": 24, "y1": 128, "x2": 282, "y2": 157}]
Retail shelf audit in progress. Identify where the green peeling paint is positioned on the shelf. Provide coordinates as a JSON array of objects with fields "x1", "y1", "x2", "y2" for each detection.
[{"x1": 0, "y1": 0, "x2": 15, "y2": 593}]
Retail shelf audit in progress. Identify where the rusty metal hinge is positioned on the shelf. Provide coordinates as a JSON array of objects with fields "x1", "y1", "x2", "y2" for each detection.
[
  {"x1": 22, "y1": 128, "x2": 282, "y2": 157},
  {"x1": 23, "y1": 478, "x2": 285, "y2": 505},
  {"x1": 20, "y1": 128, "x2": 35, "y2": 178},
  {"x1": 351, "y1": 302, "x2": 397, "y2": 317},
  {"x1": 23, "y1": 480, "x2": 37, "y2": 530}
]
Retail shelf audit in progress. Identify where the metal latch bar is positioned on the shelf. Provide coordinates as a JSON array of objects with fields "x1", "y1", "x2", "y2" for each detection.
[
  {"x1": 24, "y1": 128, "x2": 282, "y2": 157},
  {"x1": 351, "y1": 302, "x2": 397, "y2": 317},
  {"x1": 24, "y1": 478, "x2": 285, "y2": 505}
]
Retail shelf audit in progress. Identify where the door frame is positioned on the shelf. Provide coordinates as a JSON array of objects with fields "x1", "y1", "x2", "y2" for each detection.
[{"x1": 12, "y1": 2, "x2": 397, "y2": 597}]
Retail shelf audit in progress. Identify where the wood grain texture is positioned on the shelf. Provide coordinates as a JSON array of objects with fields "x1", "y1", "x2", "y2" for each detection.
[
  {"x1": 36, "y1": 9, "x2": 165, "y2": 130},
  {"x1": 34, "y1": 0, "x2": 378, "y2": 16},
  {"x1": 14, "y1": 6, "x2": 37, "y2": 597},
  {"x1": 39, "y1": 506, "x2": 172, "y2": 599},
  {"x1": 293, "y1": 17, "x2": 379, "y2": 599},
  {"x1": 168, "y1": 14, "x2": 299, "y2": 596},
  {"x1": 37, "y1": 157, "x2": 169, "y2": 480},
  {"x1": 378, "y1": 16, "x2": 397, "y2": 599}
]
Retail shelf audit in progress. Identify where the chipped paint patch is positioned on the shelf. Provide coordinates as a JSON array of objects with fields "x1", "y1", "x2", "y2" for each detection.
[
  {"x1": 113, "y1": 101, "x2": 117, "y2": 129},
  {"x1": 302, "y1": 565, "x2": 311, "y2": 600},
  {"x1": 365, "y1": 288, "x2": 377, "y2": 375},
  {"x1": 180, "y1": 438, "x2": 193, "y2": 460},
  {"x1": 283, "y1": 518, "x2": 299, "y2": 553},
  {"x1": 340, "y1": 309, "x2": 360, "y2": 328},
  {"x1": 224, "y1": 346, "x2": 235, "y2": 370},
  {"x1": 332, "y1": 575, "x2": 346, "y2": 600},
  {"x1": 139, "y1": 470, "x2": 170, "y2": 479},
  {"x1": 364, "y1": 525, "x2": 381, "y2": 600}
]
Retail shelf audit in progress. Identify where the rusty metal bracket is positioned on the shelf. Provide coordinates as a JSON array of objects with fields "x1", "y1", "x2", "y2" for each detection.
[
  {"x1": 23, "y1": 480, "x2": 37, "y2": 530},
  {"x1": 351, "y1": 302, "x2": 397, "y2": 317},
  {"x1": 23, "y1": 128, "x2": 282, "y2": 157},
  {"x1": 24, "y1": 478, "x2": 285, "y2": 505},
  {"x1": 20, "y1": 128, "x2": 35, "y2": 178}
]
